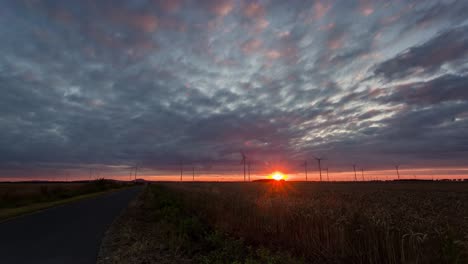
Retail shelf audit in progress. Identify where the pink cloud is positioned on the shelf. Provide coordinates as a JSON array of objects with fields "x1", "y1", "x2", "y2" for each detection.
[
  {"x1": 265, "y1": 50, "x2": 281, "y2": 60},
  {"x1": 243, "y1": 2, "x2": 265, "y2": 18},
  {"x1": 314, "y1": 1, "x2": 332, "y2": 20},
  {"x1": 156, "y1": 0, "x2": 182, "y2": 13},
  {"x1": 328, "y1": 36, "x2": 344, "y2": 50},
  {"x1": 254, "y1": 18, "x2": 269, "y2": 32},
  {"x1": 359, "y1": 0, "x2": 374, "y2": 16},
  {"x1": 131, "y1": 14, "x2": 159, "y2": 33},
  {"x1": 210, "y1": 0, "x2": 234, "y2": 17},
  {"x1": 241, "y1": 39, "x2": 262, "y2": 53},
  {"x1": 241, "y1": 2, "x2": 269, "y2": 32}
]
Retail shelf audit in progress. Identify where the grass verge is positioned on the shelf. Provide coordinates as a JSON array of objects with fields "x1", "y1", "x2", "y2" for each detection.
[{"x1": 0, "y1": 180, "x2": 133, "y2": 222}]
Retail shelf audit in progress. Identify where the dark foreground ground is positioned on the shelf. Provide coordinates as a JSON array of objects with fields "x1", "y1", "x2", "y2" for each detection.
[
  {"x1": 98, "y1": 182, "x2": 468, "y2": 264},
  {"x1": 0, "y1": 186, "x2": 142, "y2": 264}
]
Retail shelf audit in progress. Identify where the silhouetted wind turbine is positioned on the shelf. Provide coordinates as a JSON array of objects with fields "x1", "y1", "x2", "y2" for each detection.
[
  {"x1": 303, "y1": 160, "x2": 308, "y2": 181},
  {"x1": 353, "y1": 164, "x2": 357, "y2": 181},
  {"x1": 248, "y1": 161, "x2": 251, "y2": 181},
  {"x1": 395, "y1": 165, "x2": 400, "y2": 180},
  {"x1": 134, "y1": 165, "x2": 138, "y2": 181},
  {"x1": 314, "y1": 156, "x2": 325, "y2": 182},
  {"x1": 240, "y1": 152, "x2": 247, "y2": 182},
  {"x1": 179, "y1": 161, "x2": 183, "y2": 182}
]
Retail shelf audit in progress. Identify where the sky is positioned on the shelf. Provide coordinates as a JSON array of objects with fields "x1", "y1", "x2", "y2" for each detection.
[{"x1": 1, "y1": 0, "x2": 467, "y2": 181}]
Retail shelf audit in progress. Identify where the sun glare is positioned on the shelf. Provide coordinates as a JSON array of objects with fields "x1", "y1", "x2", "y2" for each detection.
[{"x1": 271, "y1": 171, "x2": 286, "y2": 181}]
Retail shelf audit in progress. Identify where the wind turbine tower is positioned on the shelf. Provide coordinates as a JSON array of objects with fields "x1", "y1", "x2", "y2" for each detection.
[
  {"x1": 304, "y1": 160, "x2": 308, "y2": 181},
  {"x1": 241, "y1": 152, "x2": 247, "y2": 182},
  {"x1": 248, "y1": 161, "x2": 251, "y2": 181},
  {"x1": 179, "y1": 162, "x2": 183, "y2": 182},
  {"x1": 353, "y1": 164, "x2": 357, "y2": 181},
  {"x1": 314, "y1": 157, "x2": 324, "y2": 182},
  {"x1": 395, "y1": 165, "x2": 400, "y2": 180}
]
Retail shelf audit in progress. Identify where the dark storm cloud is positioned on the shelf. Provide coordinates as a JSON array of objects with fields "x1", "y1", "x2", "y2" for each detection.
[
  {"x1": 381, "y1": 74, "x2": 468, "y2": 105},
  {"x1": 1, "y1": 0, "x2": 468, "y2": 178},
  {"x1": 374, "y1": 26, "x2": 468, "y2": 81}
]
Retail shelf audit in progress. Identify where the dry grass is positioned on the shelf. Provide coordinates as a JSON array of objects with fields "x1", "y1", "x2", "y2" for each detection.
[
  {"x1": 97, "y1": 186, "x2": 192, "y2": 264},
  {"x1": 159, "y1": 181, "x2": 468, "y2": 264}
]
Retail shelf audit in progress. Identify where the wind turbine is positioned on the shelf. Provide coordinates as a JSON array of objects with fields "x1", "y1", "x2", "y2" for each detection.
[
  {"x1": 179, "y1": 161, "x2": 183, "y2": 182},
  {"x1": 134, "y1": 165, "x2": 138, "y2": 181},
  {"x1": 240, "y1": 152, "x2": 247, "y2": 182},
  {"x1": 314, "y1": 156, "x2": 325, "y2": 182},
  {"x1": 303, "y1": 160, "x2": 308, "y2": 181},
  {"x1": 247, "y1": 161, "x2": 251, "y2": 181},
  {"x1": 353, "y1": 164, "x2": 357, "y2": 181},
  {"x1": 395, "y1": 165, "x2": 400, "y2": 180}
]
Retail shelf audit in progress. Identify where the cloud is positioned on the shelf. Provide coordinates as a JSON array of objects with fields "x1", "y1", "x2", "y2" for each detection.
[
  {"x1": 374, "y1": 26, "x2": 468, "y2": 81},
  {"x1": 381, "y1": 74, "x2": 468, "y2": 105},
  {"x1": 1, "y1": 0, "x2": 468, "y2": 178}
]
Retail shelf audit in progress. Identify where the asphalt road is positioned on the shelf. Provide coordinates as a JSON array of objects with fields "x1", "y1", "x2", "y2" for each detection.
[{"x1": 0, "y1": 186, "x2": 142, "y2": 264}]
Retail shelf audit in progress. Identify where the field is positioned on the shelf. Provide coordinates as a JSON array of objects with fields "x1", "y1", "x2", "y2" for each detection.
[
  {"x1": 0, "y1": 180, "x2": 130, "y2": 220},
  {"x1": 98, "y1": 181, "x2": 468, "y2": 264}
]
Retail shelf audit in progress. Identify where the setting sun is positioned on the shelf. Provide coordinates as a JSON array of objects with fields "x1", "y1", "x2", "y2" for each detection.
[{"x1": 271, "y1": 171, "x2": 286, "y2": 181}]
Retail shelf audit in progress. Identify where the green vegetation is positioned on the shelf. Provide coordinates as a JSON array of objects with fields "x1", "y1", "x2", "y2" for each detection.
[{"x1": 0, "y1": 179, "x2": 131, "y2": 221}]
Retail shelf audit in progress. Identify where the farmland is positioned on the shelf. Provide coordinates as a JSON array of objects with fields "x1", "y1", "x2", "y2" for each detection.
[{"x1": 99, "y1": 181, "x2": 468, "y2": 264}]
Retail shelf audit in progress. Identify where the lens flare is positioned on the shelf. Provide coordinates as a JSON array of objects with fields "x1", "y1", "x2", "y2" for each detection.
[{"x1": 271, "y1": 171, "x2": 286, "y2": 181}]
